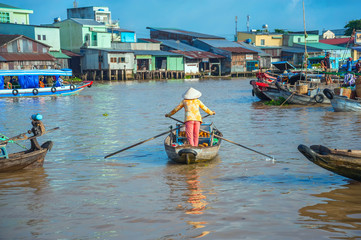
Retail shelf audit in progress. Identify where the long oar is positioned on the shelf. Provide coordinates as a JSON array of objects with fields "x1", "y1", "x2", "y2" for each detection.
[
  {"x1": 168, "y1": 116, "x2": 274, "y2": 159},
  {"x1": 104, "y1": 126, "x2": 182, "y2": 159}
]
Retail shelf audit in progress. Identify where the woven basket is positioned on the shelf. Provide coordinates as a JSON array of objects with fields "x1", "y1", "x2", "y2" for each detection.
[{"x1": 296, "y1": 84, "x2": 308, "y2": 94}]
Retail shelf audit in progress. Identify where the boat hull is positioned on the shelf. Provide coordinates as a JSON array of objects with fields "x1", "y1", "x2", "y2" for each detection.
[
  {"x1": 0, "y1": 141, "x2": 53, "y2": 172},
  {"x1": 330, "y1": 96, "x2": 361, "y2": 112},
  {"x1": 0, "y1": 82, "x2": 92, "y2": 98},
  {"x1": 164, "y1": 128, "x2": 222, "y2": 164},
  {"x1": 298, "y1": 144, "x2": 361, "y2": 181}
]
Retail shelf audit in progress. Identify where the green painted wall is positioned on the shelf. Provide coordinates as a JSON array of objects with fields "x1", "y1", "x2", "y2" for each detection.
[
  {"x1": 167, "y1": 56, "x2": 184, "y2": 71},
  {"x1": 54, "y1": 19, "x2": 111, "y2": 53}
]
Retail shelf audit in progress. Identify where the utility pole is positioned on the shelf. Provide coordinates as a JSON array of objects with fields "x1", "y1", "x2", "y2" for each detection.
[{"x1": 235, "y1": 16, "x2": 238, "y2": 42}]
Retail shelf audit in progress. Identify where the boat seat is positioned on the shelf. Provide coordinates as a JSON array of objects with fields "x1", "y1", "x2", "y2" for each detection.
[{"x1": 0, "y1": 144, "x2": 8, "y2": 159}]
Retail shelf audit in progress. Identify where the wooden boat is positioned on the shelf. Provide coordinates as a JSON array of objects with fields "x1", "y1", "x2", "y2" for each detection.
[
  {"x1": 0, "y1": 116, "x2": 55, "y2": 172},
  {"x1": 250, "y1": 80, "x2": 277, "y2": 101},
  {"x1": 298, "y1": 144, "x2": 361, "y2": 182},
  {"x1": 323, "y1": 88, "x2": 361, "y2": 112},
  {"x1": 266, "y1": 81, "x2": 332, "y2": 105},
  {"x1": 0, "y1": 69, "x2": 93, "y2": 98},
  {"x1": 164, "y1": 123, "x2": 222, "y2": 164}
]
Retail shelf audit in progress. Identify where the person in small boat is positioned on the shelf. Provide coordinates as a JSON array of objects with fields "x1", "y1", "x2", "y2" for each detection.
[
  {"x1": 321, "y1": 52, "x2": 332, "y2": 85},
  {"x1": 165, "y1": 87, "x2": 215, "y2": 147},
  {"x1": 39, "y1": 77, "x2": 45, "y2": 88}
]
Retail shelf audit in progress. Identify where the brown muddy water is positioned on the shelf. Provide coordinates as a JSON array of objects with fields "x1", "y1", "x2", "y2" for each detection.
[{"x1": 0, "y1": 78, "x2": 361, "y2": 240}]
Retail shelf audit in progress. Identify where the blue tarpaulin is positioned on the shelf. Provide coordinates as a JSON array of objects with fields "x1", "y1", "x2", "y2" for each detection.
[
  {"x1": 0, "y1": 76, "x2": 3, "y2": 89},
  {"x1": 18, "y1": 75, "x2": 39, "y2": 89}
]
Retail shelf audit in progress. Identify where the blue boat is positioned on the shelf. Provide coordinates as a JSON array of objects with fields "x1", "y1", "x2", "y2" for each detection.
[{"x1": 0, "y1": 69, "x2": 93, "y2": 98}]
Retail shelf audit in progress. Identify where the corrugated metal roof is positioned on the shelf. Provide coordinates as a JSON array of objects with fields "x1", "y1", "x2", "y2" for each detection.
[
  {"x1": 147, "y1": 27, "x2": 224, "y2": 39},
  {"x1": 295, "y1": 42, "x2": 347, "y2": 50},
  {"x1": 197, "y1": 39, "x2": 243, "y2": 48},
  {"x1": 157, "y1": 39, "x2": 203, "y2": 51},
  {"x1": 170, "y1": 50, "x2": 225, "y2": 59},
  {"x1": 281, "y1": 46, "x2": 321, "y2": 53},
  {"x1": 319, "y1": 37, "x2": 354, "y2": 45},
  {"x1": 70, "y1": 18, "x2": 105, "y2": 26},
  {"x1": 218, "y1": 47, "x2": 256, "y2": 54},
  {"x1": 61, "y1": 49, "x2": 81, "y2": 57},
  {"x1": 138, "y1": 38, "x2": 161, "y2": 43},
  {"x1": 0, "y1": 53, "x2": 55, "y2": 61},
  {"x1": 48, "y1": 51, "x2": 70, "y2": 59},
  {"x1": 132, "y1": 50, "x2": 182, "y2": 56}
]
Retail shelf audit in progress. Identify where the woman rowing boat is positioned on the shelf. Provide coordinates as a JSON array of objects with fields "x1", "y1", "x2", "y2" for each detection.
[{"x1": 165, "y1": 87, "x2": 215, "y2": 147}]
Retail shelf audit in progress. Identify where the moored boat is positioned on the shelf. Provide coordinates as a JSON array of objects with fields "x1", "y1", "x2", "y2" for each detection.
[
  {"x1": 298, "y1": 144, "x2": 361, "y2": 182},
  {"x1": 164, "y1": 123, "x2": 222, "y2": 164},
  {"x1": 0, "y1": 69, "x2": 93, "y2": 98},
  {"x1": 0, "y1": 114, "x2": 56, "y2": 172},
  {"x1": 323, "y1": 88, "x2": 361, "y2": 112}
]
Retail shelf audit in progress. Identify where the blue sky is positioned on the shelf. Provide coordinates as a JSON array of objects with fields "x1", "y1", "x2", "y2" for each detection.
[{"x1": 3, "y1": 0, "x2": 361, "y2": 39}]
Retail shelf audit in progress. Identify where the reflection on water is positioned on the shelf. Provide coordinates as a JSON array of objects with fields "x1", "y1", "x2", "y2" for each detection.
[
  {"x1": 164, "y1": 157, "x2": 220, "y2": 238},
  {"x1": 298, "y1": 182, "x2": 361, "y2": 238}
]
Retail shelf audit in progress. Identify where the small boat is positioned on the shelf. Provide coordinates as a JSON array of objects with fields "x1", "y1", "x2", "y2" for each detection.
[
  {"x1": 250, "y1": 80, "x2": 276, "y2": 101},
  {"x1": 298, "y1": 144, "x2": 361, "y2": 182},
  {"x1": 323, "y1": 88, "x2": 361, "y2": 112},
  {"x1": 164, "y1": 123, "x2": 222, "y2": 164},
  {"x1": 0, "y1": 69, "x2": 93, "y2": 98},
  {"x1": 0, "y1": 115, "x2": 55, "y2": 172},
  {"x1": 267, "y1": 81, "x2": 332, "y2": 105}
]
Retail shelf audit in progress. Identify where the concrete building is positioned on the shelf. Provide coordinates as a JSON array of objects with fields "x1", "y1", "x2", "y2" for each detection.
[
  {"x1": 236, "y1": 32, "x2": 283, "y2": 47},
  {"x1": 0, "y1": 3, "x2": 33, "y2": 25},
  {"x1": 67, "y1": 6, "x2": 112, "y2": 26},
  {"x1": 53, "y1": 18, "x2": 112, "y2": 53}
]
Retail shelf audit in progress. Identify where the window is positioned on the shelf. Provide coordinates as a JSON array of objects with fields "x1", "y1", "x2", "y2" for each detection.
[
  {"x1": 37, "y1": 35, "x2": 41, "y2": 40},
  {"x1": 0, "y1": 12, "x2": 10, "y2": 23},
  {"x1": 298, "y1": 37, "x2": 301, "y2": 42},
  {"x1": 110, "y1": 57, "x2": 117, "y2": 63},
  {"x1": 42, "y1": 35, "x2": 46, "y2": 40},
  {"x1": 260, "y1": 39, "x2": 265, "y2": 45},
  {"x1": 118, "y1": 57, "x2": 125, "y2": 63},
  {"x1": 93, "y1": 35, "x2": 97, "y2": 41}
]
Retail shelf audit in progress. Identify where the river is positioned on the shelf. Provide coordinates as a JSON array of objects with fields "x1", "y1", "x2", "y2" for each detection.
[{"x1": 0, "y1": 78, "x2": 361, "y2": 240}]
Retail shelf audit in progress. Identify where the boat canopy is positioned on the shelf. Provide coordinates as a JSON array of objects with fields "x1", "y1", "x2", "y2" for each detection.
[
  {"x1": 0, "y1": 69, "x2": 72, "y2": 77},
  {"x1": 272, "y1": 61, "x2": 296, "y2": 71}
]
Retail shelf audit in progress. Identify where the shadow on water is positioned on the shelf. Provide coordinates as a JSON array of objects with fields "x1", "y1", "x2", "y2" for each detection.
[
  {"x1": 298, "y1": 181, "x2": 361, "y2": 238},
  {"x1": 162, "y1": 156, "x2": 221, "y2": 239}
]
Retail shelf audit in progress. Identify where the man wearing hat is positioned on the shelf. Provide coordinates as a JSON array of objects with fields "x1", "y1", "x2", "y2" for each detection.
[{"x1": 165, "y1": 87, "x2": 215, "y2": 147}]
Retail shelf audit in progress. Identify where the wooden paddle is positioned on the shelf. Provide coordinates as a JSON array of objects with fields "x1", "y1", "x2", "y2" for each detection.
[
  {"x1": 168, "y1": 116, "x2": 274, "y2": 159},
  {"x1": 104, "y1": 126, "x2": 182, "y2": 159},
  {"x1": 0, "y1": 127, "x2": 60, "y2": 144}
]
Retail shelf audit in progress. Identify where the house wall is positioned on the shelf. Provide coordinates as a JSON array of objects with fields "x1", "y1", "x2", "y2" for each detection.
[
  {"x1": 111, "y1": 42, "x2": 160, "y2": 50},
  {"x1": 284, "y1": 34, "x2": 319, "y2": 47},
  {"x1": 81, "y1": 49, "x2": 134, "y2": 70},
  {"x1": 184, "y1": 61, "x2": 199, "y2": 74},
  {"x1": 255, "y1": 35, "x2": 282, "y2": 47},
  {"x1": 54, "y1": 20, "x2": 84, "y2": 53},
  {"x1": 121, "y1": 32, "x2": 136, "y2": 43},
  {"x1": 166, "y1": 56, "x2": 184, "y2": 71},
  {"x1": 0, "y1": 7, "x2": 32, "y2": 24},
  {"x1": 0, "y1": 38, "x2": 49, "y2": 53},
  {"x1": 54, "y1": 19, "x2": 111, "y2": 53},
  {"x1": 0, "y1": 23, "x2": 60, "y2": 51}
]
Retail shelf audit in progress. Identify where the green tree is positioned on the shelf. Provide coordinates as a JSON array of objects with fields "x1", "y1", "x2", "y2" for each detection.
[{"x1": 344, "y1": 19, "x2": 361, "y2": 36}]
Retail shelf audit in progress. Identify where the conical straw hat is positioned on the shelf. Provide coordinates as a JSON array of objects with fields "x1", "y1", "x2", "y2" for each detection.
[{"x1": 182, "y1": 87, "x2": 202, "y2": 99}]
